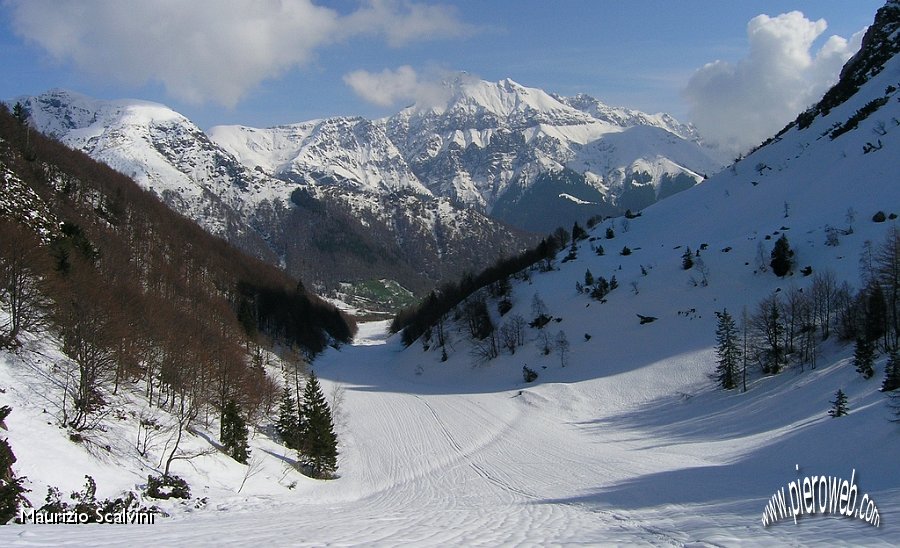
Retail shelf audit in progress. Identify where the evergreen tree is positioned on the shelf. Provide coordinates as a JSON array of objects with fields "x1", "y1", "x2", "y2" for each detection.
[
  {"x1": 882, "y1": 351, "x2": 900, "y2": 392},
  {"x1": 276, "y1": 386, "x2": 300, "y2": 449},
  {"x1": 715, "y1": 309, "x2": 741, "y2": 390},
  {"x1": 572, "y1": 222, "x2": 587, "y2": 242},
  {"x1": 11, "y1": 102, "x2": 26, "y2": 124},
  {"x1": 854, "y1": 337, "x2": 876, "y2": 379},
  {"x1": 1, "y1": 409, "x2": 29, "y2": 524},
  {"x1": 770, "y1": 234, "x2": 794, "y2": 277},
  {"x1": 220, "y1": 400, "x2": 251, "y2": 464},
  {"x1": 682, "y1": 247, "x2": 694, "y2": 270},
  {"x1": 298, "y1": 372, "x2": 338, "y2": 478},
  {"x1": 605, "y1": 227, "x2": 615, "y2": 239},
  {"x1": 762, "y1": 297, "x2": 784, "y2": 374},
  {"x1": 864, "y1": 281, "x2": 887, "y2": 345},
  {"x1": 584, "y1": 269, "x2": 594, "y2": 287},
  {"x1": 829, "y1": 389, "x2": 849, "y2": 417}
]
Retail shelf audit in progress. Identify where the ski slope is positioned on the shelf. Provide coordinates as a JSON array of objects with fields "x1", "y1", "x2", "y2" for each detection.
[{"x1": 3, "y1": 310, "x2": 899, "y2": 546}]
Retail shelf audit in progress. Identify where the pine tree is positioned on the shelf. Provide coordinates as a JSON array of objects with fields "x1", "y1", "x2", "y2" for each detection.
[
  {"x1": 1, "y1": 409, "x2": 29, "y2": 524},
  {"x1": 682, "y1": 247, "x2": 694, "y2": 270},
  {"x1": 572, "y1": 222, "x2": 587, "y2": 242},
  {"x1": 882, "y1": 351, "x2": 900, "y2": 392},
  {"x1": 864, "y1": 281, "x2": 887, "y2": 345},
  {"x1": 829, "y1": 389, "x2": 849, "y2": 417},
  {"x1": 853, "y1": 337, "x2": 876, "y2": 379},
  {"x1": 770, "y1": 234, "x2": 794, "y2": 277},
  {"x1": 298, "y1": 372, "x2": 338, "y2": 478},
  {"x1": 276, "y1": 386, "x2": 300, "y2": 449},
  {"x1": 715, "y1": 309, "x2": 741, "y2": 390},
  {"x1": 584, "y1": 269, "x2": 594, "y2": 287},
  {"x1": 220, "y1": 400, "x2": 251, "y2": 464}
]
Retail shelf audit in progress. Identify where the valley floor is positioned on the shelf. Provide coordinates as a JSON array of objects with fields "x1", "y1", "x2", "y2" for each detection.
[{"x1": 2, "y1": 321, "x2": 898, "y2": 546}]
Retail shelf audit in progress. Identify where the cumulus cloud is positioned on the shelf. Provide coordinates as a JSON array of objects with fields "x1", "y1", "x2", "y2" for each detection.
[
  {"x1": 684, "y1": 11, "x2": 865, "y2": 155},
  {"x1": 6, "y1": 0, "x2": 472, "y2": 107},
  {"x1": 343, "y1": 66, "x2": 466, "y2": 108}
]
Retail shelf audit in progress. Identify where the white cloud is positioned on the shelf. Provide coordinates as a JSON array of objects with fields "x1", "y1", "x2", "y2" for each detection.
[
  {"x1": 343, "y1": 66, "x2": 462, "y2": 108},
  {"x1": 684, "y1": 11, "x2": 866, "y2": 155},
  {"x1": 6, "y1": 0, "x2": 472, "y2": 108}
]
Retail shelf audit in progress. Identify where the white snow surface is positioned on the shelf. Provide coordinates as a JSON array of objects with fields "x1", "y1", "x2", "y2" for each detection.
[{"x1": 2, "y1": 50, "x2": 900, "y2": 548}]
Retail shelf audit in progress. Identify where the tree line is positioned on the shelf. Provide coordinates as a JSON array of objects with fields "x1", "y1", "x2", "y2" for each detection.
[
  {"x1": 715, "y1": 226, "x2": 900, "y2": 394},
  {"x1": 390, "y1": 235, "x2": 563, "y2": 346}
]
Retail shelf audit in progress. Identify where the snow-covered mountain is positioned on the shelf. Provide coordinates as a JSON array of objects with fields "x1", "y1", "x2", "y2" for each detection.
[
  {"x1": 212, "y1": 76, "x2": 725, "y2": 232},
  {"x1": 16, "y1": 77, "x2": 722, "y2": 296},
  {"x1": 14, "y1": 90, "x2": 530, "y2": 298}
]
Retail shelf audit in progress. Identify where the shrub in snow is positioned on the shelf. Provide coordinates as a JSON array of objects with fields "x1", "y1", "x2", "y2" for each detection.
[
  {"x1": 39, "y1": 475, "x2": 163, "y2": 521},
  {"x1": 522, "y1": 366, "x2": 538, "y2": 383},
  {"x1": 872, "y1": 211, "x2": 886, "y2": 222},
  {"x1": 145, "y1": 474, "x2": 191, "y2": 500}
]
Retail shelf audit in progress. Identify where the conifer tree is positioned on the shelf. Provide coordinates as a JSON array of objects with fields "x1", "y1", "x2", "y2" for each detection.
[
  {"x1": 770, "y1": 234, "x2": 794, "y2": 277},
  {"x1": 682, "y1": 247, "x2": 694, "y2": 270},
  {"x1": 854, "y1": 337, "x2": 876, "y2": 379},
  {"x1": 584, "y1": 269, "x2": 594, "y2": 287},
  {"x1": 715, "y1": 309, "x2": 741, "y2": 390},
  {"x1": 298, "y1": 372, "x2": 338, "y2": 478},
  {"x1": 0, "y1": 408, "x2": 28, "y2": 524},
  {"x1": 882, "y1": 351, "x2": 900, "y2": 392},
  {"x1": 220, "y1": 400, "x2": 251, "y2": 464},
  {"x1": 829, "y1": 389, "x2": 849, "y2": 417},
  {"x1": 572, "y1": 222, "x2": 587, "y2": 242},
  {"x1": 276, "y1": 386, "x2": 300, "y2": 449}
]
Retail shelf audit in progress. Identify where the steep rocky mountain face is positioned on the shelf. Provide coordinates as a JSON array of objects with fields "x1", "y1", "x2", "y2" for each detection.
[
  {"x1": 381, "y1": 77, "x2": 725, "y2": 232},
  {"x1": 213, "y1": 77, "x2": 725, "y2": 234},
  {"x1": 15, "y1": 78, "x2": 723, "y2": 303}
]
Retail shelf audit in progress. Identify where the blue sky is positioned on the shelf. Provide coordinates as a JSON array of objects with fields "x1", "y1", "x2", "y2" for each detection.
[{"x1": 0, "y1": 0, "x2": 884, "y2": 149}]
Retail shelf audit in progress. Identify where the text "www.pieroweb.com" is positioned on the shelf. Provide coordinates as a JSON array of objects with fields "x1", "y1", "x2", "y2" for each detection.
[{"x1": 761, "y1": 467, "x2": 879, "y2": 527}]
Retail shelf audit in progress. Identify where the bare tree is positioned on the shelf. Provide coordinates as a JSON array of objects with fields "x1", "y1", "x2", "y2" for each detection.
[
  {"x1": 499, "y1": 322, "x2": 518, "y2": 354},
  {"x1": 55, "y1": 267, "x2": 124, "y2": 430},
  {"x1": 136, "y1": 409, "x2": 165, "y2": 458},
  {"x1": 469, "y1": 329, "x2": 499, "y2": 365},
  {"x1": 555, "y1": 331, "x2": 569, "y2": 367},
  {"x1": 538, "y1": 330, "x2": 551, "y2": 355},
  {"x1": 811, "y1": 270, "x2": 837, "y2": 340},
  {"x1": 160, "y1": 391, "x2": 210, "y2": 477},
  {"x1": 876, "y1": 226, "x2": 900, "y2": 349},
  {"x1": 509, "y1": 314, "x2": 526, "y2": 347},
  {"x1": 755, "y1": 241, "x2": 768, "y2": 273},
  {"x1": 752, "y1": 293, "x2": 785, "y2": 374},
  {"x1": 0, "y1": 221, "x2": 51, "y2": 347}
]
